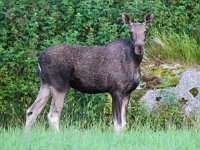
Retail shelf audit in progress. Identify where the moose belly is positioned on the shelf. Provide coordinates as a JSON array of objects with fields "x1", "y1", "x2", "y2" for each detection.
[{"x1": 69, "y1": 76, "x2": 110, "y2": 94}]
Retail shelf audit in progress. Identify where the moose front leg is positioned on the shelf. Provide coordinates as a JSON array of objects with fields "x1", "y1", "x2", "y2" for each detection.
[
  {"x1": 112, "y1": 93, "x2": 122, "y2": 132},
  {"x1": 121, "y1": 95, "x2": 130, "y2": 129},
  {"x1": 112, "y1": 92, "x2": 130, "y2": 133}
]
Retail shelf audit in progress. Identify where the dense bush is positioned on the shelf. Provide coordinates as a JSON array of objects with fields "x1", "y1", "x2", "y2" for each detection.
[{"x1": 0, "y1": 0, "x2": 199, "y2": 127}]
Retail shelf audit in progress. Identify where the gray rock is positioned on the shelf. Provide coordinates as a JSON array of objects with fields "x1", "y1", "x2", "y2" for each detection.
[
  {"x1": 141, "y1": 69, "x2": 200, "y2": 116},
  {"x1": 160, "y1": 63, "x2": 181, "y2": 70}
]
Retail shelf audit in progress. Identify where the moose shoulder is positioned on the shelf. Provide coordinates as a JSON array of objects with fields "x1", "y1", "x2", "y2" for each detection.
[{"x1": 26, "y1": 13, "x2": 153, "y2": 132}]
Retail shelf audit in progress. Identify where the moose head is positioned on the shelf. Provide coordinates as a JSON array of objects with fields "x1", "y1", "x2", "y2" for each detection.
[{"x1": 122, "y1": 13, "x2": 153, "y2": 55}]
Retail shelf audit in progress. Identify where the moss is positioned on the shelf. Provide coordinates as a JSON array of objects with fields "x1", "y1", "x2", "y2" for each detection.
[
  {"x1": 130, "y1": 89, "x2": 146, "y2": 102},
  {"x1": 179, "y1": 98, "x2": 188, "y2": 107},
  {"x1": 152, "y1": 66, "x2": 176, "y2": 77},
  {"x1": 189, "y1": 87, "x2": 199, "y2": 97},
  {"x1": 142, "y1": 65, "x2": 184, "y2": 89},
  {"x1": 155, "y1": 76, "x2": 180, "y2": 89},
  {"x1": 104, "y1": 93, "x2": 112, "y2": 115}
]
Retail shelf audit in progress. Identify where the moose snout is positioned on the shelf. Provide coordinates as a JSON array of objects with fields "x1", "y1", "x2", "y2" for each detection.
[
  {"x1": 135, "y1": 42, "x2": 145, "y2": 55},
  {"x1": 135, "y1": 41, "x2": 145, "y2": 47}
]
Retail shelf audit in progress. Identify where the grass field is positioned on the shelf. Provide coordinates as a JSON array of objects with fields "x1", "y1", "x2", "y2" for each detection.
[{"x1": 0, "y1": 126, "x2": 200, "y2": 150}]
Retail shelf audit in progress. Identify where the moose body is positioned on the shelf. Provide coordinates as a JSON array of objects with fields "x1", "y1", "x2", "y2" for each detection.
[
  {"x1": 39, "y1": 39, "x2": 140, "y2": 94},
  {"x1": 26, "y1": 13, "x2": 153, "y2": 132}
]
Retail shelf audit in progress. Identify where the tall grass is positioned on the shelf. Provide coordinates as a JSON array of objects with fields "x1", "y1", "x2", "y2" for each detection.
[
  {"x1": 147, "y1": 31, "x2": 200, "y2": 66},
  {"x1": 0, "y1": 126, "x2": 200, "y2": 150}
]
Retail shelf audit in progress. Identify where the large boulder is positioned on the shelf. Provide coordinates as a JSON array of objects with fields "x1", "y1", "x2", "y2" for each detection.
[{"x1": 140, "y1": 69, "x2": 200, "y2": 116}]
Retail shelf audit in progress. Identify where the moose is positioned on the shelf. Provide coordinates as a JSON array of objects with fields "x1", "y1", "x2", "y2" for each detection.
[{"x1": 25, "y1": 13, "x2": 153, "y2": 132}]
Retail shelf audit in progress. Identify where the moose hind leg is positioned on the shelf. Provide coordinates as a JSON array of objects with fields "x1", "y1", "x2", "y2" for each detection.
[
  {"x1": 121, "y1": 95, "x2": 130, "y2": 129},
  {"x1": 48, "y1": 87, "x2": 67, "y2": 131},
  {"x1": 26, "y1": 84, "x2": 51, "y2": 131}
]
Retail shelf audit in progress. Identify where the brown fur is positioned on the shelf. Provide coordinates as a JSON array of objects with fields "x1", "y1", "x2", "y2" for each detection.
[{"x1": 26, "y1": 13, "x2": 153, "y2": 132}]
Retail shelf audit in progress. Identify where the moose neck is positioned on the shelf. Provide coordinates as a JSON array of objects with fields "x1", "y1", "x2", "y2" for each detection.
[{"x1": 133, "y1": 52, "x2": 143, "y2": 66}]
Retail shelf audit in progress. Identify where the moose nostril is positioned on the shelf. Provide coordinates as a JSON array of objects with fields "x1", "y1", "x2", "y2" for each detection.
[
  {"x1": 27, "y1": 111, "x2": 33, "y2": 116},
  {"x1": 136, "y1": 45, "x2": 144, "y2": 50}
]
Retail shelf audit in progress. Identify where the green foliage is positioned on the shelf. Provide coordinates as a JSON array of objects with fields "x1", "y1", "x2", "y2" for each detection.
[
  {"x1": 147, "y1": 31, "x2": 200, "y2": 65},
  {"x1": 150, "y1": 101, "x2": 184, "y2": 129},
  {"x1": 0, "y1": 0, "x2": 199, "y2": 128},
  {"x1": 61, "y1": 89, "x2": 111, "y2": 128},
  {"x1": 128, "y1": 90, "x2": 191, "y2": 129},
  {"x1": 149, "y1": 90, "x2": 185, "y2": 129}
]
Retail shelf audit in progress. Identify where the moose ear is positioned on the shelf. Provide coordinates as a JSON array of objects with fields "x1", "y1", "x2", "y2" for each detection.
[
  {"x1": 144, "y1": 13, "x2": 153, "y2": 25},
  {"x1": 122, "y1": 13, "x2": 132, "y2": 26}
]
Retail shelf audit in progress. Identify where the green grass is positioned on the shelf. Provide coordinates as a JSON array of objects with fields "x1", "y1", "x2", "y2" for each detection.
[
  {"x1": 147, "y1": 31, "x2": 200, "y2": 66},
  {"x1": 0, "y1": 126, "x2": 200, "y2": 150}
]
